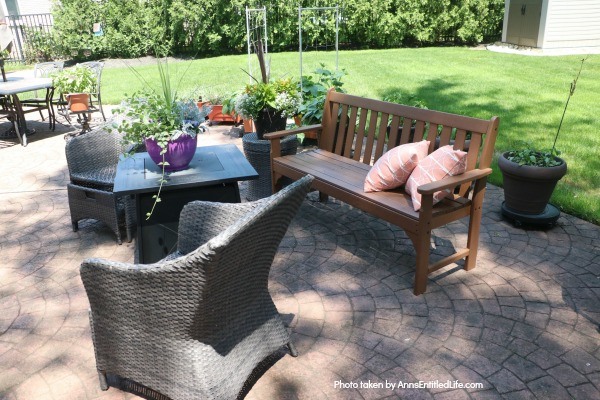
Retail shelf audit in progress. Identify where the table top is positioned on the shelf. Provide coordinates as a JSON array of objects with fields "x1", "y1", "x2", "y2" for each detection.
[
  {"x1": 113, "y1": 144, "x2": 258, "y2": 196},
  {"x1": 0, "y1": 77, "x2": 52, "y2": 95}
]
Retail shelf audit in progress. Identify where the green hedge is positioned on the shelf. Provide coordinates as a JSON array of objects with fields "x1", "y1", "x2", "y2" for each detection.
[{"x1": 51, "y1": 0, "x2": 504, "y2": 60}]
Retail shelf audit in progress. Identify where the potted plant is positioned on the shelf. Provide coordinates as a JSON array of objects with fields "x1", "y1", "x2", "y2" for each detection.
[
  {"x1": 113, "y1": 58, "x2": 211, "y2": 218},
  {"x1": 202, "y1": 91, "x2": 239, "y2": 124},
  {"x1": 498, "y1": 56, "x2": 586, "y2": 226},
  {"x1": 222, "y1": 92, "x2": 253, "y2": 135},
  {"x1": 53, "y1": 65, "x2": 96, "y2": 112},
  {"x1": 232, "y1": 78, "x2": 300, "y2": 140},
  {"x1": 297, "y1": 65, "x2": 346, "y2": 142}
]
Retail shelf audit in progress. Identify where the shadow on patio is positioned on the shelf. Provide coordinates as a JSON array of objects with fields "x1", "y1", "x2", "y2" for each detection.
[{"x1": 0, "y1": 113, "x2": 598, "y2": 399}]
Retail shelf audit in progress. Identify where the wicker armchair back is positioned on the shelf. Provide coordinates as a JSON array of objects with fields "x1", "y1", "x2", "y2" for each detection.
[
  {"x1": 81, "y1": 175, "x2": 314, "y2": 399},
  {"x1": 65, "y1": 126, "x2": 133, "y2": 244}
]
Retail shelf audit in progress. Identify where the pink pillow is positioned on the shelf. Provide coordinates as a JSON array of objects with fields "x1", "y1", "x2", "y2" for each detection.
[
  {"x1": 364, "y1": 141, "x2": 430, "y2": 192},
  {"x1": 405, "y1": 145, "x2": 467, "y2": 211}
]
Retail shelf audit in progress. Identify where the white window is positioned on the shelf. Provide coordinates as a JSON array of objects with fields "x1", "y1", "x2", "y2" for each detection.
[{"x1": 5, "y1": 0, "x2": 20, "y2": 16}]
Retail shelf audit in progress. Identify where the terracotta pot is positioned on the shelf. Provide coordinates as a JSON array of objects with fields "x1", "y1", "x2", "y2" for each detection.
[
  {"x1": 296, "y1": 116, "x2": 319, "y2": 140},
  {"x1": 254, "y1": 108, "x2": 287, "y2": 140},
  {"x1": 145, "y1": 134, "x2": 198, "y2": 172},
  {"x1": 243, "y1": 118, "x2": 255, "y2": 133},
  {"x1": 498, "y1": 152, "x2": 567, "y2": 215},
  {"x1": 67, "y1": 93, "x2": 90, "y2": 112},
  {"x1": 206, "y1": 104, "x2": 238, "y2": 123}
]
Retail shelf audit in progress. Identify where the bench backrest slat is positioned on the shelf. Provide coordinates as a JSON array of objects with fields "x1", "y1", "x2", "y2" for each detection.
[
  {"x1": 454, "y1": 129, "x2": 467, "y2": 151},
  {"x1": 414, "y1": 120, "x2": 426, "y2": 142},
  {"x1": 334, "y1": 103, "x2": 350, "y2": 155},
  {"x1": 439, "y1": 125, "x2": 452, "y2": 148},
  {"x1": 362, "y1": 110, "x2": 378, "y2": 164},
  {"x1": 374, "y1": 112, "x2": 390, "y2": 161},
  {"x1": 353, "y1": 108, "x2": 369, "y2": 162},
  {"x1": 344, "y1": 106, "x2": 359, "y2": 158},
  {"x1": 388, "y1": 115, "x2": 401, "y2": 149},
  {"x1": 321, "y1": 89, "x2": 499, "y2": 175},
  {"x1": 400, "y1": 117, "x2": 413, "y2": 145}
]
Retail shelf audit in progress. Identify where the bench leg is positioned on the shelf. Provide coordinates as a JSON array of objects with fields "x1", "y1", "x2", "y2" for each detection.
[
  {"x1": 319, "y1": 192, "x2": 329, "y2": 203},
  {"x1": 465, "y1": 180, "x2": 487, "y2": 271},
  {"x1": 412, "y1": 229, "x2": 432, "y2": 295},
  {"x1": 412, "y1": 195, "x2": 434, "y2": 295},
  {"x1": 270, "y1": 139, "x2": 282, "y2": 193},
  {"x1": 271, "y1": 171, "x2": 284, "y2": 193}
]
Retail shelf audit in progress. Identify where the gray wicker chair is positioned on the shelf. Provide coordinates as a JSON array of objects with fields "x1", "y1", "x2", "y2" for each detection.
[
  {"x1": 80, "y1": 175, "x2": 313, "y2": 399},
  {"x1": 65, "y1": 125, "x2": 134, "y2": 244}
]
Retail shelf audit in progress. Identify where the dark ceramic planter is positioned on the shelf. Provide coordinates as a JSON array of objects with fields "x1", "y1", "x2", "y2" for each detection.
[
  {"x1": 498, "y1": 152, "x2": 567, "y2": 215},
  {"x1": 254, "y1": 108, "x2": 287, "y2": 140},
  {"x1": 145, "y1": 134, "x2": 198, "y2": 172}
]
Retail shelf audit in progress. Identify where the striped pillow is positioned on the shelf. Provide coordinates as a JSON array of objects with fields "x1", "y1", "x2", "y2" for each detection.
[
  {"x1": 405, "y1": 145, "x2": 468, "y2": 211},
  {"x1": 364, "y1": 141, "x2": 430, "y2": 193}
]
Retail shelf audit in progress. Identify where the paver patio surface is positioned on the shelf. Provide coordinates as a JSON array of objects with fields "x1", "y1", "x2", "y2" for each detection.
[{"x1": 0, "y1": 115, "x2": 599, "y2": 399}]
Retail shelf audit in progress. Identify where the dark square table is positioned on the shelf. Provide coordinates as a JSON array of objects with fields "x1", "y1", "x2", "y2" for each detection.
[{"x1": 114, "y1": 144, "x2": 258, "y2": 263}]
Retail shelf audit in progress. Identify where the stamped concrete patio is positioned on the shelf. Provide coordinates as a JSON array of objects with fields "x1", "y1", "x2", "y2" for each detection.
[{"x1": 0, "y1": 115, "x2": 599, "y2": 400}]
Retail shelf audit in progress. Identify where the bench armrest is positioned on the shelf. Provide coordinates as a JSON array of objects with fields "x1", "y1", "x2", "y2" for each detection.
[
  {"x1": 417, "y1": 168, "x2": 492, "y2": 195},
  {"x1": 264, "y1": 124, "x2": 322, "y2": 140}
]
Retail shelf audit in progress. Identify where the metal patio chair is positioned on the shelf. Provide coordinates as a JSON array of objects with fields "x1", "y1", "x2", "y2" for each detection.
[
  {"x1": 20, "y1": 61, "x2": 64, "y2": 130},
  {"x1": 78, "y1": 61, "x2": 106, "y2": 121}
]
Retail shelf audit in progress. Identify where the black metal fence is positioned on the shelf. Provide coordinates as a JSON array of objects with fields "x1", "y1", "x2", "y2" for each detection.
[{"x1": 6, "y1": 13, "x2": 54, "y2": 63}]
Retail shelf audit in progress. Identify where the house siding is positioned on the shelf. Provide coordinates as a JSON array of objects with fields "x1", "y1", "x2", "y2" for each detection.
[
  {"x1": 542, "y1": 0, "x2": 600, "y2": 48},
  {"x1": 9, "y1": 0, "x2": 51, "y2": 15}
]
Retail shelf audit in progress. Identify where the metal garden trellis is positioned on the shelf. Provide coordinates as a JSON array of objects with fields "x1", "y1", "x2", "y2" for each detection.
[
  {"x1": 245, "y1": 6, "x2": 268, "y2": 84},
  {"x1": 298, "y1": 5, "x2": 339, "y2": 92}
]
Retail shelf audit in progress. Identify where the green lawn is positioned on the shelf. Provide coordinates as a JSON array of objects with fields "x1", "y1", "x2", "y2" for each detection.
[{"x1": 100, "y1": 48, "x2": 600, "y2": 224}]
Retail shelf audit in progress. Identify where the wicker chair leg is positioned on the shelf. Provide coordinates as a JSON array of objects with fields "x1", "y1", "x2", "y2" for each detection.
[
  {"x1": 123, "y1": 195, "x2": 135, "y2": 243},
  {"x1": 287, "y1": 341, "x2": 298, "y2": 357},
  {"x1": 98, "y1": 370, "x2": 109, "y2": 391},
  {"x1": 67, "y1": 184, "x2": 123, "y2": 244}
]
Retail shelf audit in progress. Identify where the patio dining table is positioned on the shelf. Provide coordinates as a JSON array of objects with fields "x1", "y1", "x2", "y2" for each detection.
[{"x1": 0, "y1": 76, "x2": 53, "y2": 146}]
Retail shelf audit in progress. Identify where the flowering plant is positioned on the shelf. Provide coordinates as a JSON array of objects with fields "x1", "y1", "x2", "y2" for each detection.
[
  {"x1": 114, "y1": 92, "x2": 210, "y2": 146},
  {"x1": 233, "y1": 78, "x2": 300, "y2": 120},
  {"x1": 113, "y1": 59, "x2": 211, "y2": 150}
]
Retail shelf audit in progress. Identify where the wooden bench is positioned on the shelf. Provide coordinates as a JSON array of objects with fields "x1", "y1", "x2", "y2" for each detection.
[{"x1": 265, "y1": 89, "x2": 499, "y2": 295}]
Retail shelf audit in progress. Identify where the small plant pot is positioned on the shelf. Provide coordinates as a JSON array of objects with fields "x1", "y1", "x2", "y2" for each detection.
[
  {"x1": 295, "y1": 115, "x2": 318, "y2": 139},
  {"x1": 243, "y1": 118, "x2": 255, "y2": 133},
  {"x1": 498, "y1": 152, "x2": 567, "y2": 215},
  {"x1": 254, "y1": 108, "x2": 287, "y2": 140},
  {"x1": 67, "y1": 93, "x2": 90, "y2": 112}
]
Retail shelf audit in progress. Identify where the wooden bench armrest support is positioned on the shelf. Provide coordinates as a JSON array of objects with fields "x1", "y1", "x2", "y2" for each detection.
[
  {"x1": 417, "y1": 168, "x2": 492, "y2": 195},
  {"x1": 263, "y1": 124, "x2": 322, "y2": 140}
]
